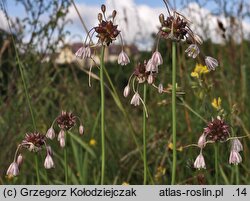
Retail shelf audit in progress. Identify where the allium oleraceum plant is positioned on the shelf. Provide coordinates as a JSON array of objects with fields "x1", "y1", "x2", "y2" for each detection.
[
  {"x1": 194, "y1": 116, "x2": 243, "y2": 168},
  {"x1": 46, "y1": 110, "x2": 83, "y2": 184},
  {"x1": 123, "y1": 0, "x2": 219, "y2": 184},
  {"x1": 186, "y1": 94, "x2": 245, "y2": 184},
  {"x1": 6, "y1": 132, "x2": 54, "y2": 178},
  {"x1": 74, "y1": 4, "x2": 129, "y2": 184}
]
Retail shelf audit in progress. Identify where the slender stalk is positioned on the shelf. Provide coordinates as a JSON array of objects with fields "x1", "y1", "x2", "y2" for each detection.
[
  {"x1": 100, "y1": 46, "x2": 106, "y2": 184},
  {"x1": 103, "y1": 67, "x2": 154, "y2": 184},
  {"x1": 171, "y1": 42, "x2": 177, "y2": 185},
  {"x1": 64, "y1": 133, "x2": 68, "y2": 184},
  {"x1": 180, "y1": 99, "x2": 207, "y2": 123},
  {"x1": 143, "y1": 84, "x2": 147, "y2": 184},
  {"x1": 235, "y1": 165, "x2": 239, "y2": 185},
  {"x1": 35, "y1": 156, "x2": 40, "y2": 184},
  {"x1": 214, "y1": 144, "x2": 219, "y2": 184}
]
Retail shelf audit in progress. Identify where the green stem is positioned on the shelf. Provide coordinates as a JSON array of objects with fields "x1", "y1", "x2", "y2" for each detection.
[
  {"x1": 143, "y1": 84, "x2": 147, "y2": 185},
  {"x1": 100, "y1": 46, "x2": 106, "y2": 184},
  {"x1": 171, "y1": 42, "x2": 177, "y2": 185},
  {"x1": 35, "y1": 156, "x2": 40, "y2": 184},
  {"x1": 214, "y1": 144, "x2": 219, "y2": 184},
  {"x1": 64, "y1": 133, "x2": 68, "y2": 184},
  {"x1": 180, "y1": 99, "x2": 207, "y2": 123},
  {"x1": 103, "y1": 67, "x2": 154, "y2": 184},
  {"x1": 235, "y1": 165, "x2": 239, "y2": 184}
]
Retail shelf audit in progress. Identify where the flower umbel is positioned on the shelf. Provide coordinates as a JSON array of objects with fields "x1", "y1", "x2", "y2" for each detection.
[
  {"x1": 6, "y1": 131, "x2": 54, "y2": 177},
  {"x1": 203, "y1": 117, "x2": 230, "y2": 142},
  {"x1": 46, "y1": 111, "x2": 84, "y2": 148}
]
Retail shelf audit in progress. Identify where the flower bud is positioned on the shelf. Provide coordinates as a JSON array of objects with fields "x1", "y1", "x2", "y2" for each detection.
[
  {"x1": 98, "y1": 13, "x2": 103, "y2": 22},
  {"x1": 112, "y1": 10, "x2": 117, "y2": 19},
  {"x1": 159, "y1": 13, "x2": 165, "y2": 24},
  {"x1": 147, "y1": 74, "x2": 154, "y2": 84},
  {"x1": 123, "y1": 85, "x2": 130, "y2": 97},
  {"x1": 101, "y1": 4, "x2": 106, "y2": 13},
  {"x1": 79, "y1": 124, "x2": 84, "y2": 135},
  {"x1": 158, "y1": 84, "x2": 163, "y2": 94},
  {"x1": 198, "y1": 133, "x2": 206, "y2": 148},
  {"x1": 17, "y1": 154, "x2": 23, "y2": 167}
]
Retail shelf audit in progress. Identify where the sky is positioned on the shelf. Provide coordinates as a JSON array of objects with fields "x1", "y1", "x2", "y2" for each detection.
[{"x1": 1, "y1": 0, "x2": 250, "y2": 50}]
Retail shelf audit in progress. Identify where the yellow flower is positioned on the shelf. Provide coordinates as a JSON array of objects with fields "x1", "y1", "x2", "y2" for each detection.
[
  {"x1": 211, "y1": 97, "x2": 222, "y2": 110},
  {"x1": 191, "y1": 64, "x2": 209, "y2": 78},
  {"x1": 89, "y1": 138, "x2": 97, "y2": 146},
  {"x1": 168, "y1": 143, "x2": 183, "y2": 152},
  {"x1": 122, "y1": 182, "x2": 129, "y2": 185},
  {"x1": 168, "y1": 142, "x2": 173, "y2": 150}
]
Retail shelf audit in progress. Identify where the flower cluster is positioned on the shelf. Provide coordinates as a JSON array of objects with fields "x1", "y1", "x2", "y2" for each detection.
[
  {"x1": 158, "y1": 0, "x2": 218, "y2": 71},
  {"x1": 194, "y1": 116, "x2": 243, "y2": 169},
  {"x1": 46, "y1": 111, "x2": 84, "y2": 148},
  {"x1": 6, "y1": 132, "x2": 54, "y2": 178},
  {"x1": 123, "y1": 59, "x2": 165, "y2": 116},
  {"x1": 75, "y1": 5, "x2": 130, "y2": 76}
]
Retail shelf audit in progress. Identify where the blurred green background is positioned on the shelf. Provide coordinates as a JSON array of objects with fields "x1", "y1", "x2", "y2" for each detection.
[{"x1": 0, "y1": 0, "x2": 250, "y2": 184}]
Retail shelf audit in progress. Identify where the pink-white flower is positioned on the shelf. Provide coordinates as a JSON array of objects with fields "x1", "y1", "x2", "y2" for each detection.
[
  {"x1": 158, "y1": 83, "x2": 163, "y2": 94},
  {"x1": 58, "y1": 129, "x2": 65, "y2": 148},
  {"x1": 46, "y1": 127, "x2": 55, "y2": 140},
  {"x1": 130, "y1": 92, "x2": 141, "y2": 106},
  {"x1": 6, "y1": 162, "x2": 19, "y2": 177},
  {"x1": 123, "y1": 85, "x2": 130, "y2": 97},
  {"x1": 44, "y1": 154, "x2": 55, "y2": 169},
  {"x1": 198, "y1": 133, "x2": 206, "y2": 148},
  {"x1": 151, "y1": 51, "x2": 163, "y2": 66},
  {"x1": 185, "y1": 44, "x2": 200, "y2": 58},
  {"x1": 229, "y1": 150, "x2": 242, "y2": 165},
  {"x1": 194, "y1": 153, "x2": 206, "y2": 169},
  {"x1": 194, "y1": 34, "x2": 203, "y2": 45},
  {"x1": 205, "y1": 56, "x2": 218, "y2": 71},
  {"x1": 231, "y1": 139, "x2": 243, "y2": 152},
  {"x1": 75, "y1": 47, "x2": 85, "y2": 59},
  {"x1": 83, "y1": 46, "x2": 91, "y2": 58},
  {"x1": 147, "y1": 74, "x2": 154, "y2": 84},
  {"x1": 118, "y1": 50, "x2": 130, "y2": 66},
  {"x1": 146, "y1": 59, "x2": 158, "y2": 73},
  {"x1": 79, "y1": 124, "x2": 84, "y2": 135},
  {"x1": 17, "y1": 154, "x2": 23, "y2": 167}
]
